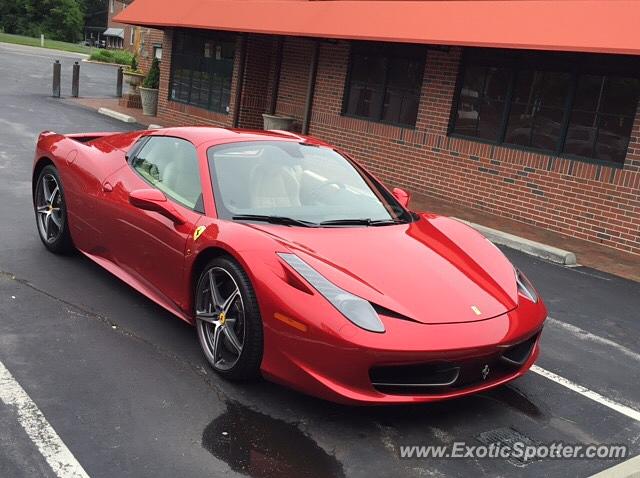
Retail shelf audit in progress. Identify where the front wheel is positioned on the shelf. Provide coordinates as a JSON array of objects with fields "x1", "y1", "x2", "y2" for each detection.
[
  {"x1": 195, "y1": 257, "x2": 263, "y2": 380},
  {"x1": 34, "y1": 165, "x2": 73, "y2": 254}
]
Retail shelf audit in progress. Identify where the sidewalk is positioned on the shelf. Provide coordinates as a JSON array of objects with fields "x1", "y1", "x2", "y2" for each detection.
[
  {"x1": 67, "y1": 97, "x2": 161, "y2": 127},
  {"x1": 67, "y1": 97, "x2": 640, "y2": 282}
]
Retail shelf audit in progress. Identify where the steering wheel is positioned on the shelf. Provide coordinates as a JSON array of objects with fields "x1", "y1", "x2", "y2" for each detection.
[{"x1": 308, "y1": 181, "x2": 344, "y2": 203}]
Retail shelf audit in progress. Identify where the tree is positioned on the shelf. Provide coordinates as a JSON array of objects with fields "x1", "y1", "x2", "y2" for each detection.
[
  {"x1": 45, "y1": 0, "x2": 85, "y2": 42},
  {"x1": 0, "y1": 0, "x2": 85, "y2": 43},
  {"x1": 0, "y1": 0, "x2": 29, "y2": 35},
  {"x1": 80, "y1": 0, "x2": 107, "y2": 28}
]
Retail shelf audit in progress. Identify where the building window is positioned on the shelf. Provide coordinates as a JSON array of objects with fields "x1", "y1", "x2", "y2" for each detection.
[
  {"x1": 169, "y1": 30, "x2": 235, "y2": 114},
  {"x1": 343, "y1": 42, "x2": 426, "y2": 127},
  {"x1": 130, "y1": 27, "x2": 135, "y2": 46},
  {"x1": 153, "y1": 45, "x2": 162, "y2": 61},
  {"x1": 451, "y1": 49, "x2": 640, "y2": 166}
]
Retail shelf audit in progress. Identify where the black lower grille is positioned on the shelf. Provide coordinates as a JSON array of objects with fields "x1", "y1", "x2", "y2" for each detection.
[
  {"x1": 370, "y1": 332, "x2": 539, "y2": 395},
  {"x1": 370, "y1": 362, "x2": 460, "y2": 394}
]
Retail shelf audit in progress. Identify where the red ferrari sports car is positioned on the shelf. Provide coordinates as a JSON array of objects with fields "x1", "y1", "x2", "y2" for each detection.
[{"x1": 32, "y1": 127, "x2": 546, "y2": 404}]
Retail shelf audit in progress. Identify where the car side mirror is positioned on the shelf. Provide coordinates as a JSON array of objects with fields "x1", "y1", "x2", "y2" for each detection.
[
  {"x1": 392, "y1": 187, "x2": 411, "y2": 208},
  {"x1": 129, "y1": 189, "x2": 185, "y2": 225}
]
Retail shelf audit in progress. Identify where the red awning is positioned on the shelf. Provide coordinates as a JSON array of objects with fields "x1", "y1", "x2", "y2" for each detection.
[{"x1": 115, "y1": 0, "x2": 640, "y2": 55}]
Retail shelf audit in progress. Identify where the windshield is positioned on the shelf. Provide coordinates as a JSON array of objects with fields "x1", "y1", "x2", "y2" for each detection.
[{"x1": 207, "y1": 141, "x2": 411, "y2": 226}]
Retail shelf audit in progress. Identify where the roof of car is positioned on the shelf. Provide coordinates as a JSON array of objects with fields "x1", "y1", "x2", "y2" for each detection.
[{"x1": 145, "y1": 126, "x2": 330, "y2": 148}]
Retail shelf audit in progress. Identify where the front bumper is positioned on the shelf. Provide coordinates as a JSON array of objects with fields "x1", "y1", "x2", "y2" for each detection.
[{"x1": 257, "y1": 271, "x2": 547, "y2": 405}]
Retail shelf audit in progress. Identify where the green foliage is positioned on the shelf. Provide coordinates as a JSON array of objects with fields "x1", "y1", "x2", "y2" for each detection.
[
  {"x1": 89, "y1": 48, "x2": 134, "y2": 66},
  {"x1": 0, "y1": 0, "x2": 85, "y2": 43},
  {"x1": 130, "y1": 55, "x2": 138, "y2": 72},
  {"x1": 142, "y1": 58, "x2": 160, "y2": 89},
  {"x1": 80, "y1": 0, "x2": 107, "y2": 28}
]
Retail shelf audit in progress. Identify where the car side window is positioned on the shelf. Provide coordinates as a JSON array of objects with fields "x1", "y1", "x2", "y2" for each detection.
[{"x1": 131, "y1": 136, "x2": 204, "y2": 212}]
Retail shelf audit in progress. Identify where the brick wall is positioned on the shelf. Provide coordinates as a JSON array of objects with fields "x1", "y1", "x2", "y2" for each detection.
[
  {"x1": 137, "y1": 28, "x2": 164, "y2": 73},
  {"x1": 236, "y1": 34, "x2": 278, "y2": 130},
  {"x1": 287, "y1": 40, "x2": 640, "y2": 255},
  {"x1": 155, "y1": 33, "x2": 280, "y2": 130},
  {"x1": 274, "y1": 37, "x2": 313, "y2": 128},
  {"x1": 151, "y1": 30, "x2": 640, "y2": 255}
]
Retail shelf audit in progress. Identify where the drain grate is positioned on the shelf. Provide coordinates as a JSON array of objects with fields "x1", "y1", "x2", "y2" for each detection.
[{"x1": 476, "y1": 427, "x2": 540, "y2": 467}]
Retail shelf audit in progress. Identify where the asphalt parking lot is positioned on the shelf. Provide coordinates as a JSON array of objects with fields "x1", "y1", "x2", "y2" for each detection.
[{"x1": 1, "y1": 43, "x2": 639, "y2": 478}]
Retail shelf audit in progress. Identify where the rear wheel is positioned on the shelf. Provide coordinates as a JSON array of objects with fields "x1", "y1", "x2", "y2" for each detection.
[
  {"x1": 34, "y1": 165, "x2": 73, "y2": 254},
  {"x1": 195, "y1": 257, "x2": 263, "y2": 380}
]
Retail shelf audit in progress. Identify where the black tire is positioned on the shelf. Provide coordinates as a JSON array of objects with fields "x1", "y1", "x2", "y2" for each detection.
[
  {"x1": 195, "y1": 256, "x2": 263, "y2": 380},
  {"x1": 34, "y1": 165, "x2": 74, "y2": 254}
]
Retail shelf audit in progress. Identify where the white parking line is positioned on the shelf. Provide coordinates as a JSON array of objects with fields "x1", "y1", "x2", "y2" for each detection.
[
  {"x1": 547, "y1": 317, "x2": 640, "y2": 363},
  {"x1": 0, "y1": 360, "x2": 89, "y2": 478},
  {"x1": 589, "y1": 453, "x2": 640, "y2": 478},
  {"x1": 531, "y1": 365, "x2": 640, "y2": 422}
]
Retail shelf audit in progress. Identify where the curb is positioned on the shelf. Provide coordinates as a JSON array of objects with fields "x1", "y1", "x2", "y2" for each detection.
[
  {"x1": 82, "y1": 59, "x2": 123, "y2": 67},
  {"x1": 456, "y1": 218, "x2": 577, "y2": 265},
  {"x1": 98, "y1": 107, "x2": 136, "y2": 123}
]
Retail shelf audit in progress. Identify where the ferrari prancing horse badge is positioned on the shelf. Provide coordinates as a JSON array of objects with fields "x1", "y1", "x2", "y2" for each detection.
[{"x1": 193, "y1": 225, "x2": 207, "y2": 241}]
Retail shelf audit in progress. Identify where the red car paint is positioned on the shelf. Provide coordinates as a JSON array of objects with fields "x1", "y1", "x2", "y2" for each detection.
[{"x1": 33, "y1": 127, "x2": 547, "y2": 405}]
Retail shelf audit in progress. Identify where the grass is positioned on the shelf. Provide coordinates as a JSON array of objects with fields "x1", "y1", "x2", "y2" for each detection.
[
  {"x1": 0, "y1": 32, "x2": 94, "y2": 54},
  {"x1": 88, "y1": 49, "x2": 134, "y2": 67}
]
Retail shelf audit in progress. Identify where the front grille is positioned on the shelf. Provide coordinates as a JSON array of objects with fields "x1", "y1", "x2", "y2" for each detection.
[
  {"x1": 370, "y1": 332, "x2": 539, "y2": 395},
  {"x1": 370, "y1": 362, "x2": 460, "y2": 394}
]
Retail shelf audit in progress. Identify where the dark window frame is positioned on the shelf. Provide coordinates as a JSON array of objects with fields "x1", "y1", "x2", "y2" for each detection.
[
  {"x1": 168, "y1": 29, "x2": 236, "y2": 115},
  {"x1": 342, "y1": 42, "x2": 427, "y2": 128},
  {"x1": 129, "y1": 135, "x2": 205, "y2": 214},
  {"x1": 448, "y1": 48, "x2": 640, "y2": 168}
]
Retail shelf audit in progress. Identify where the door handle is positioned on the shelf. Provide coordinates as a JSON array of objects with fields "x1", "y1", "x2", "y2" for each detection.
[{"x1": 102, "y1": 181, "x2": 113, "y2": 192}]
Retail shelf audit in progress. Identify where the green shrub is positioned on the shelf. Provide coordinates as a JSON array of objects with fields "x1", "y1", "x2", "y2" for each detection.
[
  {"x1": 142, "y1": 58, "x2": 160, "y2": 89},
  {"x1": 130, "y1": 55, "x2": 138, "y2": 72},
  {"x1": 88, "y1": 49, "x2": 134, "y2": 66}
]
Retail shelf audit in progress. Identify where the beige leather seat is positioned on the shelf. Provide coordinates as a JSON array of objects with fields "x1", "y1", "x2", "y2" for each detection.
[{"x1": 162, "y1": 147, "x2": 202, "y2": 207}]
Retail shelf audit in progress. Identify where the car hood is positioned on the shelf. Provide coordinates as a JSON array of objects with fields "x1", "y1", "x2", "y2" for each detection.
[{"x1": 248, "y1": 214, "x2": 519, "y2": 325}]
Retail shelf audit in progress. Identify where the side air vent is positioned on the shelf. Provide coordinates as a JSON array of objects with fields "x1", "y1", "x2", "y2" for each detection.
[{"x1": 501, "y1": 333, "x2": 539, "y2": 366}]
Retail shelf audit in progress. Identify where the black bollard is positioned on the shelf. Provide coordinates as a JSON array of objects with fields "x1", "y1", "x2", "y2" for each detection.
[
  {"x1": 52, "y1": 60, "x2": 61, "y2": 98},
  {"x1": 116, "y1": 67, "x2": 123, "y2": 97},
  {"x1": 72, "y1": 61, "x2": 80, "y2": 98}
]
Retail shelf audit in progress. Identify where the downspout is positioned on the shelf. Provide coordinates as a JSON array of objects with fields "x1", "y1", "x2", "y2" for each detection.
[
  {"x1": 232, "y1": 34, "x2": 248, "y2": 128},
  {"x1": 267, "y1": 36, "x2": 284, "y2": 115},
  {"x1": 302, "y1": 39, "x2": 320, "y2": 135}
]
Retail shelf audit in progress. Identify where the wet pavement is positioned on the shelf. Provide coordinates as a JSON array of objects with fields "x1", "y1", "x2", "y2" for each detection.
[{"x1": 1, "y1": 43, "x2": 639, "y2": 478}]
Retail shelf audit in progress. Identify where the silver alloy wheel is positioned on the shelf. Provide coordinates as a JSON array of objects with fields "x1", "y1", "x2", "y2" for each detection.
[
  {"x1": 35, "y1": 173, "x2": 64, "y2": 244},
  {"x1": 196, "y1": 267, "x2": 246, "y2": 371}
]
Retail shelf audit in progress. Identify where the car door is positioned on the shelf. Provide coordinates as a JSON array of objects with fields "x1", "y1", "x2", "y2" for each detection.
[{"x1": 99, "y1": 135, "x2": 205, "y2": 312}]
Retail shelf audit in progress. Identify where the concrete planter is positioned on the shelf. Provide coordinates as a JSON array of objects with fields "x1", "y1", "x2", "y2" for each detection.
[
  {"x1": 139, "y1": 87, "x2": 159, "y2": 116},
  {"x1": 262, "y1": 114, "x2": 296, "y2": 131},
  {"x1": 123, "y1": 71, "x2": 144, "y2": 95}
]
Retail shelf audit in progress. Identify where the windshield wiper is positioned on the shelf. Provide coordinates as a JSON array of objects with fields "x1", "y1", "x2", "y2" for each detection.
[
  {"x1": 319, "y1": 218, "x2": 406, "y2": 227},
  {"x1": 232, "y1": 214, "x2": 318, "y2": 227}
]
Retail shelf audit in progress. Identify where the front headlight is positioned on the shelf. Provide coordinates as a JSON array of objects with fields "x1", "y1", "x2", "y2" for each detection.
[
  {"x1": 278, "y1": 253, "x2": 385, "y2": 333},
  {"x1": 515, "y1": 268, "x2": 538, "y2": 303}
]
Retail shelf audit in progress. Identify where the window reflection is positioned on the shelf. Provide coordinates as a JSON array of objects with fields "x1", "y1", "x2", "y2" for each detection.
[
  {"x1": 344, "y1": 43, "x2": 425, "y2": 126},
  {"x1": 564, "y1": 75, "x2": 640, "y2": 164},
  {"x1": 455, "y1": 66, "x2": 511, "y2": 141},
  {"x1": 504, "y1": 70, "x2": 570, "y2": 151},
  {"x1": 452, "y1": 49, "x2": 640, "y2": 165}
]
